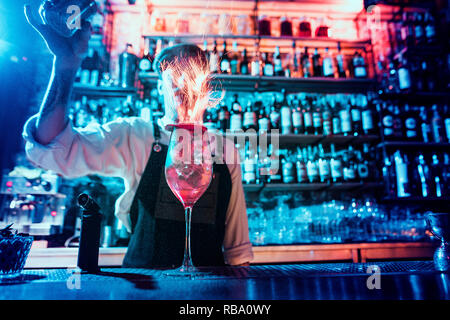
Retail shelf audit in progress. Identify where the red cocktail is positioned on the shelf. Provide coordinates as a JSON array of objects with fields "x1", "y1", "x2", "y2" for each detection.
[{"x1": 164, "y1": 123, "x2": 212, "y2": 276}]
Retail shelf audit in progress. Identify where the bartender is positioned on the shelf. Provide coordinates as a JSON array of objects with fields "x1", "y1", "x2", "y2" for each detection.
[{"x1": 22, "y1": 6, "x2": 253, "y2": 268}]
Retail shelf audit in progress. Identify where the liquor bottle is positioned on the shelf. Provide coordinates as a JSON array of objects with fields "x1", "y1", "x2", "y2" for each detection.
[
  {"x1": 330, "y1": 144, "x2": 343, "y2": 183},
  {"x1": 230, "y1": 94, "x2": 242, "y2": 132},
  {"x1": 202, "y1": 39, "x2": 209, "y2": 62},
  {"x1": 382, "y1": 154, "x2": 396, "y2": 197},
  {"x1": 392, "y1": 104, "x2": 403, "y2": 140},
  {"x1": 430, "y1": 154, "x2": 444, "y2": 197},
  {"x1": 421, "y1": 59, "x2": 436, "y2": 92},
  {"x1": 282, "y1": 152, "x2": 296, "y2": 184},
  {"x1": 273, "y1": 46, "x2": 284, "y2": 76},
  {"x1": 356, "y1": 150, "x2": 370, "y2": 182},
  {"x1": 251, "y1": 45, "x2": 261, "y2": 77},
  {"x1": 218, "y1": 100, "x2": 230, "y2": 132},
  {"x1": 361, "y1": 96, "x2": 376, "y2": 135},
  {"x1": 394, "y1": 150, "x2": 411, "y2": 197},
  {"x1": 296, "y1": 147, "x2": 308, "y2": 183},
  {"x1": 322, "y1": 101, "x2": 332, "y2": 136},
  {"x1": 203, "y1": 108, "x2": 216, "y2": 130},
  {"x1": 230, "y1": 41, "x2": 240, "y2": 75},
  {"x1": 312, "y1": 48, "x2": 322, "y2": 77},
  {"x1": 414, "y1": 13, "x2": 425, "y2": 46},
  {"x1": 411, "y1": 58, "x2": 425, "y2": 92},
  {"x1": 339, "y1": 102, "x2": 352, "y2": 136},
  {"x1": 444, "y1": 104, "x2": 450, "y2": 143},
  {"x1": 220, "y1": 41, "x2": 230, "y2": 74},
  {"x1": 363, "y1": 143, "x2": 377, "y2": 180},
  {"x1": 258, "y1": 103, "x2": 270, "y2": 133},
  {"x1": 331, "y1": 103, "x2": 342, "y2": 135},
  {"x1": 318, "y1": 144, "x2": 331, "y2": 183},
  {"x1": 352, "y1": 51, "x2": 367, "y2": 78},
  {"x1": 342, "y1": 147, "x2": 357, "y2": 182},
  {"x1": 243, "y1": 141, "x2": 257, "y2": 184},
  {"x1": 419, "y1": 106, "x2": 432, "y2": 143},
  {"x1": 322, "y1": 47, "x2": 334, "y2": 78},
  {"x1": 415, "y1": 153, "x2": 431, "y2": 197},
  {"x1": 301, "y1": 47, "x2": 311, "y2": 78},
  {"x1": 209, "y1": 40, "x2": 219, "y2": 73},
  {"x1": 268, "y1": 145, "x2": 282, "y2": 183},
  {"x1": 291, "y1": 96, "x2": 304, "y2": 134},
  {"x1": 387, "y1": 61, "x2": 400, "y2": 93},
  {"x1": 431, "y1": 104, "x2": 445, "y2": 143},
  {"x1": 306, "y1": 146, "x2": 319, "y2": 183},
  {"x1": 424, "y1": 12, "x2": 436, "y2": 44},
  {"x1": 335, "y1": 42, "x2": 346, "y2": 78},
  {"x1": 403, "y1": 103, "x2": 419, "y2": 141},
  {"x1": 138, "y1": 40, "x2": 154, "y2": 73},
  {"x1": 290, "y1": 41, "x2": 300, "y2": 78},
  {"x1": 243, "y1": 101, "x2": 258, "y2": 131},
  {"x1": 240, "y1": 48, "x2": 249, "y2": 75},
  {"x1": 280, "y1": 89, "x2": 292, "y2": 134},
  {"x1": 303, "y1": 98, "x2": 314, "y2": 135},
  {"x1": 397, "y1": 54, "x2": 411, "y2": 92},
  {"x1": 312, "y1": 99, "x2": 323, "y2": 135},
  {"x1": 269, "y1": 95, "x2": 281, "y2": 130},
  {"x1": 350, "y1": 96, "x2": 362, "y2": 136},
  {"x1": 262, "y1": 52, "x2": 274, "y2": 77}
]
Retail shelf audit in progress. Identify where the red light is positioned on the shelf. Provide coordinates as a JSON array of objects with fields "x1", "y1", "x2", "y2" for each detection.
[
  {"x1": 51, "y1": 211, "x2": 57, "y2": 217},
  {"x1": 6, "y1": 181, "x2": 13, "y2": 188}
]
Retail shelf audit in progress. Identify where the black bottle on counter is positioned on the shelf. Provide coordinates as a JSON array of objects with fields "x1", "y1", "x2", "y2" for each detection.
[{"x1": 77, "y1": 193, "x2": 102, "y2": 273}]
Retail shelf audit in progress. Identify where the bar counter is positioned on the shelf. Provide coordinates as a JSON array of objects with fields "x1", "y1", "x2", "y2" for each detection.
[{"x1": 2, "y1": 261, "x2": 449, "y2": 300}]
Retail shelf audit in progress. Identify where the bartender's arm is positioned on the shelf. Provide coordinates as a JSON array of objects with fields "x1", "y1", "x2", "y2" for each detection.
[{"x1": 24, "y1": 5, "x2": 91, "y2": 145}]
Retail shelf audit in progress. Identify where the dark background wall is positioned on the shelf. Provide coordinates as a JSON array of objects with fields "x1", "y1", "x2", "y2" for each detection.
[{"x1": 0, "y1": 0, "x2": 53, "y2": 177}]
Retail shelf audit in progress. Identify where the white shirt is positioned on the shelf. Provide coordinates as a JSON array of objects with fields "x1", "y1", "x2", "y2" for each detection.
[{"x1": 22, "y1": 114, "x2": 254, "y2": 265}]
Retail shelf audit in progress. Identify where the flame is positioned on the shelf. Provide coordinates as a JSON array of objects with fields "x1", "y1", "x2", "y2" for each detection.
[{"x1": 160, "y1": 53, "x2": 223, "y2": 124}]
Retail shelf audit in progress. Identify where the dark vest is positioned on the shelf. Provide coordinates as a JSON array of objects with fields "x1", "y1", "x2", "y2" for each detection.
[{"x1": 122, "y1": 123, "x2": 232, "y2": 268}]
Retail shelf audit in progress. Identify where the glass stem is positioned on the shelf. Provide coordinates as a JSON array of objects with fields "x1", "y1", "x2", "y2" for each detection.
[{"x1": 182, "y1": 206, "x2": 194, "y2": 270}]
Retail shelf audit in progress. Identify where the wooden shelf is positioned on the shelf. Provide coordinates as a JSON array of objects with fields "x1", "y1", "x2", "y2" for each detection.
[
  {"x1": 72, "y1": 84, "x2": 137, "y2": 98},
  {"x1": 377, "y1": 141, "x2": 450, "y2": 150},
  {"x1": 143, "y1": 34, "x2": 371, "y2": 49},
  {"x1": 224, "y1": 132, "x2": 379, "y2": 146},
  {"x1": 139, "y1": 72, "x2": 377, "y2": 93},
  {"x1": 243, "y1": 182, "x2": 384, "y2": 192},
  {"x1": 379, "y1": 91, "x2": 450, "y2": 103}
]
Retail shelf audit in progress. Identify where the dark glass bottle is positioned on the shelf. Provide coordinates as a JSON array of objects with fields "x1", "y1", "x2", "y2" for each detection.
[
  {"x1": 403, "y1": 103, "x2": 419, "y2": 141},
  {"x1": 312, "y1": 48, "x2": 322, "y2": 77},
  {"x1": 240, "y1": 48, "x2": 249, "y2": 75},
  {"x1": 336, "y1": 42, "x2": 346, "y2": 78},
  {"x1": 209, "y1": 40, "x2": 219, "y2": 73},
  {"x1": 220, "y1": 41, "x2": 230, "y2": 74},
  {"x1": 301, "y1": 47, "x2": 311, "y2": 78},
  {"x1": 218, "y1": 100, "x2": 230, "y2": 132},
  {"x1": 273, "y1": 46, "x2": 284, "y2": 76},
  {"x1": 303, "y1": 98, "x2": 314, "y2": 135},
  {"x1": 243, "y1": 101, "x2": 258, "y2": 131},
  {"x1": 262, "y1": 52, "x2": 274, "y2": 77}
]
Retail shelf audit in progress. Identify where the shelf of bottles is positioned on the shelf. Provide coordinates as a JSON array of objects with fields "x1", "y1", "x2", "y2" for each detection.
[
  {"x1": 377, "y1": 99, "x2": 450, "y2": 205},
  {"x1": 372, "y1": 2, "x2": 450, "y2": 208},
  {"x1": 138, "y1": 29, "x2": 376, "y2": 92}
]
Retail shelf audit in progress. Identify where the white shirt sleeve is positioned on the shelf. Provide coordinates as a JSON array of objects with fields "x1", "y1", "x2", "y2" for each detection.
[
  {"x1": 22, "y1": 114, "x2": 153, "y2": 179},
  {"x1": 223, "y1": 146, "x2": 254, "y2": 265}
]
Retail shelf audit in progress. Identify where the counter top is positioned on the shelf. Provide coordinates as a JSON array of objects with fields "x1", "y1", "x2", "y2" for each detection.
[
  {"x1": 3, "y1": 261, "x2": 449, "y2": 300},
  {"x1": 24, "y1": 242, "x2": 435, "y2": 268}
]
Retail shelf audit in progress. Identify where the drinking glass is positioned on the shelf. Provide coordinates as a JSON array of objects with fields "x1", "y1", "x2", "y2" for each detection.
[{"x1": 164, "y1": 124, "x2": 212, "y2": 276}]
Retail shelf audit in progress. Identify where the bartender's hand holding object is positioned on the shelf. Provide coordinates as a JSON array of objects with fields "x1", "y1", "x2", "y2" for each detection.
[{"x1": 24, "y1": 4, "x2": 91, "y2": 68}]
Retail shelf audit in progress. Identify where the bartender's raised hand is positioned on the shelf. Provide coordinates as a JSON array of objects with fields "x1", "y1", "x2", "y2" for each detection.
[{"x1": 24, "y1": 4, "x2": 91, "y2": 70}]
